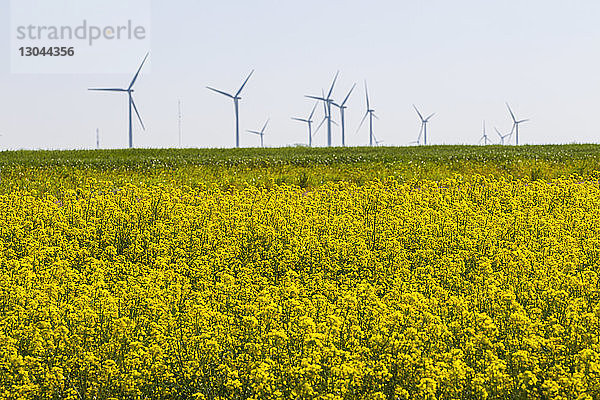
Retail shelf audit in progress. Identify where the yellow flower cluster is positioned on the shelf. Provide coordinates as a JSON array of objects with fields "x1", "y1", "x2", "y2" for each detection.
[{"x1": 1, "y1": 176, "x2": 600, "y2": 399}]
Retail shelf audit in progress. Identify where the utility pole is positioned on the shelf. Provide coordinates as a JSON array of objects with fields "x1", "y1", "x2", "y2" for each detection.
[{"x1": 178, "y1": 100, "x2": 182, "y2": 148}]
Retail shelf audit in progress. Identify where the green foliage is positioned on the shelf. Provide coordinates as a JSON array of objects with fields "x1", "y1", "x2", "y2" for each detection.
[{"x1": 1, "y1": 145, "x2": 600, "y2": 194}]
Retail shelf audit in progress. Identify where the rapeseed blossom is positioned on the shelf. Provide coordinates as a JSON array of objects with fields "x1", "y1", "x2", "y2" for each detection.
[{"x1": 0, "y1": 176, "x2": 599, "y2": 399}]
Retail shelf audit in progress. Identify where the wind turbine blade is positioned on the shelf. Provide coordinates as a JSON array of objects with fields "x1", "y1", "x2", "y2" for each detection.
[
  {"x1": 356, "y1": 112, "x2": 369, "y2": 133},
  {"x1": 129, "y1": 52, "x2": 150, "y2": 90},
  {"x1": 88, "y1": 88, "x2": 127, "y2": 92},
  {"x1": 413, "y1": 105, "x2": 424, "y2": 121},
  {"x1": 372, "y1": 113, "x2": 380, "y2": 120},
  {"x1": 365, "y1": 81, "x2": 370, "y2": 110},
  {"x1": 331, "y1": 119, "x2": 339, "y2": 127},
  {"x1": 207, "y1": 87, "x2": 235, "y2": 99},
  {"x1": 131, "y1": 97, "x2": 145, "y2": 130},
  {"x1": 327, "y1": 71, "x2": 339, "y2": 99},
  {"x1": 417, "y1": 124, "x2": 424, "y2": 143},
  {"x1": 506, "y1": 102, "x2": 517, "y2": 123},
  {"x1": 308, "y1": 102, "x2": 318, "y2": 120},
  {"x1": 341, "y1": 83, "x2": 356, "y2": 107},
  {"x1": 291, "y1": 117, "x2": 308, "y2": 123},
  {"x1": 261, "y1": 119, "x2": 270, "y2": 134},
  {"x1": 247, "y1": 130, "x2": 261, "y2": 135},
  {"x1": 425, "y1": 113, "x2": 436, "y2": 121},
  {"x1": 495, "y1": 127, "x2": 503, "y2": 138},
  {"x1": 305, "y1": 95, "x2": 327, "y2": 102},
  {"x1": 518, "y1": 119, "x2": 530, "y2": 124},
  {"x1": 314, "y1": 117, "x2": 327, "y2": 136},
  {"x1": 236, "y1": 70, "x2": 255, "y2": 97}
]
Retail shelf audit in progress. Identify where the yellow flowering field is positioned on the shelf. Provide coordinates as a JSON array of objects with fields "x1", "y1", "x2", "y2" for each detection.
[{"x1": 1, "y1": 168, "x2": 600, "y2": 399}]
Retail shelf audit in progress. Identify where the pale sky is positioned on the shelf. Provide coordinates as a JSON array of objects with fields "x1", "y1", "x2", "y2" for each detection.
[{"x1": 1, "y1": 0, "x2": 600, "y2": 149}]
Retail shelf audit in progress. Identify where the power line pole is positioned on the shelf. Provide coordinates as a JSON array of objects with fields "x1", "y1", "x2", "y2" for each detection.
[{"x1": 178, "y1": 100, "x2": 182, "y2": 148}]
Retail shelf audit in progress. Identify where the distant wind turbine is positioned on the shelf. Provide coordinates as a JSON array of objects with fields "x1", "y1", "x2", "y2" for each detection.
[
  {"x1": 207, "y1": 70, "x2": 255, "y2": 148},
  {"x1": 506, "y1": 103, "x2": 529, "y2": 145},
  {"x1": 88, "y1": 52, "x2": 149, "y2": 149},
  {"x1": 495, "y1": 127, "x2": 512, "y2": 145},
  {"x1": 310, "y1": 89, "x2": 339, "y2": 145},
  {"x1": 332, "y1": 83, "x2": 356, "y2": 147},
  {"x1": 357, "y1": 81, "x2": 378, "y2": 146},
  {"x1": 247, "y1": 118, "x2": 269, "y2": 148},
  {"x1": 292, "y1": 102, "x2": 319, "y2": 147},
  {"x1": 479, "y1": 121, "x2": 492, "y2": 145},
  {"x1": 413, "y1": 105, "x2": 435, "y2": 146},
  {"x1": 305, "y1": 71, "x2": 339, "y2": 147},
  {"x1": 96, "y1": 128, "x2": 100, "y2": 150}
]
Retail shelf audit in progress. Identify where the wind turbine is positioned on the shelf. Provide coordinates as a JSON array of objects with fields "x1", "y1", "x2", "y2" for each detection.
[
  {"x1": 309, "y1": 89, "x2": 339, "y2": 146},
  {"x1": 247, "y1": 118, "x2": 269, "y2": 148},
  {"x1": 305, "y1": 71, "x2": 339, "y2": 147},
  {"x1": 413, "y1": 105, "x2": 435, "y2": 146},
  {"x1": 357, "y1": 81, "x2": 378, "y2": 146},
  {"x1": 89, "y1": 52, "x2": 149, "y2": 149},
  {"x1": 495, "y1": 127, "x2": 512, "y2": 145},
  {"x1": 332, "y1": 83, "x2": 356, "y2": 147},
  {"x1": 292, "y1": 102, "x2": 319, "y2": 147},
  {"x1": 96, "y1": 128, "x2": 100, "y2": 150},
  {"x1": 207, "y1": 70, "x2": 255, "y2": 148},
  {"x1": 506, "y1": 103, "x2": 529, "y2": 145},
  {"x1": 479, "y1": 121, "x2": 492, "y2": 145}
]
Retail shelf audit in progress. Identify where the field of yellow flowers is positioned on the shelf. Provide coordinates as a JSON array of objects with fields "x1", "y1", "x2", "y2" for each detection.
[{"x1": 1, "y1": 147, "x2": 600, "y2": 399}]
